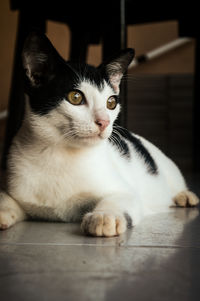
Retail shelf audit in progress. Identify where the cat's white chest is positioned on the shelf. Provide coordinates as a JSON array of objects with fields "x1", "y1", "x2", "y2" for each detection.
[
  {"x1": 10, "y1": 143, "x2": 114, "y2": 221},
  {"x1": 33, "y1": 147, "x2": 101, "y2": 198}
]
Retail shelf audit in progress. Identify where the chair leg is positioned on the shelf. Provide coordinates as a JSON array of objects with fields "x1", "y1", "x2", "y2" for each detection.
[
  {"x1": 102, "y1": 0, "x2": 127, "y2": 127},
  {"x1": 193, "y1": 37, "x2": 200, "y2": 171},
  {"x1": 1, "y1": 11, "x2": 45, "y2": 169}
]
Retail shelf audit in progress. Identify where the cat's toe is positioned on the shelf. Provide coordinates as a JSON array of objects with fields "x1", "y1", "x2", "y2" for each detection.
[
  {"x1": 81, "y1": 212, "x2": 127, "y2": 237},
  {"x1": 0, "y1": 210, "x2": 16, "y2": 230},
  {"x1": 173, "y1": 190, "x2": 199, "y2": 207}
]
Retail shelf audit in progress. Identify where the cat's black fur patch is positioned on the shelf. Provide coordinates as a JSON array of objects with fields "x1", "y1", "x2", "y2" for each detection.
[
  {"x1": 110, "y1": 125, "x2": 158, "y2": 175},
  {"x1": 23, "y1": 32, "x2": 134, "y2": 115},
  {"x1": 124, "y1": 212, "x2": 133, "y2": 229},
  {"x1": 24, "y1": 61, "x2": 106, "y2": 115},
  {"x1": 25, "y1": 63, "x2": 105, "y2": 115},
  {"x1": 71, "y1": 62, "x2": 105, "y2": 91}
]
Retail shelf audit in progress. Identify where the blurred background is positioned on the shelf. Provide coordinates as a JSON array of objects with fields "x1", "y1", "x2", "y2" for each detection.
[{"x1": 0, "y1": 0, "x2": 198, "y2": 172}]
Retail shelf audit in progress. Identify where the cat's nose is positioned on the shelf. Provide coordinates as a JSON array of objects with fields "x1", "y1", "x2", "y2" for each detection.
[{"x1": 95, "y1": 119, "x2": 110, "y2": 131}]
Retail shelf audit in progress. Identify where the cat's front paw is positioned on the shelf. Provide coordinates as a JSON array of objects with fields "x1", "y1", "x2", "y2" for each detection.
[
  {"x1": 0, "y1": 210, "x2": 17, "y2": 230},
  {"x1": 81, "y1": 212, "x2": 128, "y2": 237}
]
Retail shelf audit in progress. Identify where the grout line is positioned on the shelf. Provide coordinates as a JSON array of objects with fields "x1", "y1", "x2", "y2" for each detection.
[{"x1": 0, "y1": 242, "x2": 200, "y2": 249}]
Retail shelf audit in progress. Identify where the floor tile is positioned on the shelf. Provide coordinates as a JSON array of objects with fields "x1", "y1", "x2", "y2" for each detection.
[
  {"x1": 0, "y1": 208, "x2": 199, "y2": 248},
  {"x1": 0, "y1": 172, "x2": 199, "y2": 300},
  {"x1": 0, "y1": 243, "x2": 199, "y2": 301}
]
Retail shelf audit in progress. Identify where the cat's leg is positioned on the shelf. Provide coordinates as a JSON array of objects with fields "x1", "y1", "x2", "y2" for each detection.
[
  {"x1": 173, "y1": 190, "x2": 199, "y2": 207},
  {"x1": 0, "y1": 191, "x2": 27, "y2": 230},
  {"x1": 81, "y1": 193, "x2": 143, "y2": 237}
]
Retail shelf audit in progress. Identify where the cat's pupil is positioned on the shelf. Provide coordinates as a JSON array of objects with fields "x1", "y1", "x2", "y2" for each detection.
[{"x1": 74, "y1": 93, "x2": 79, "y2": 99}]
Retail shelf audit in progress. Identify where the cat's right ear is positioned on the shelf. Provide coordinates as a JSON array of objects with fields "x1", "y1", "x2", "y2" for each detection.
[
  {"x1": 22, "y1": 32, "x2": 60, "y2": 87},
  {"x1": 100, "y1": 48, "x2": 135, "y2": 94}
]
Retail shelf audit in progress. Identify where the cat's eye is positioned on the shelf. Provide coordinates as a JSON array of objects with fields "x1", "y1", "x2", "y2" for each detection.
[
  {"x1": 107, "y1": 96, "x2": 117, "y2": 110},
  {"x1": 67, "y1": 90, "x2": 84, "y2": 105}
]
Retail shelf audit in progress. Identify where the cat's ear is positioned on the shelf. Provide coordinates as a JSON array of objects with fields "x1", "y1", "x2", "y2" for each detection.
[
  {"x1": 100, "y1": 48, "x2": 135, "y2": 93},
  {"x1": 22, "y1": 32, "x2": 61, "y2": 87}
]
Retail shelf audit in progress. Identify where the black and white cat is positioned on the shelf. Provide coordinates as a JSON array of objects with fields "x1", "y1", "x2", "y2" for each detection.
[{"x1": 0, "y1": 32, "x2": 199, "y2": 236}]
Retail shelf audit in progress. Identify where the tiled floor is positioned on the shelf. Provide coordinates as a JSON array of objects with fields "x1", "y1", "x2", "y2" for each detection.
[{"x1": 0, "y1": 173, "x2": 200, "y2": 301}]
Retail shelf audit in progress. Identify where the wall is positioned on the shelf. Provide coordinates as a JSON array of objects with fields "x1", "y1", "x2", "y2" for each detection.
[{"x1": 0, "y1": 0, "x2": 18, "y2": 113}]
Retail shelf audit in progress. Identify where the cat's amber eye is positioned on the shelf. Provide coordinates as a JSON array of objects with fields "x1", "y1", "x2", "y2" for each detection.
[
  {"x1": 67, "y1": 90, "x2": 84, "y2": 105},
  {"x1": 107, "y1": 96, "x2": 117, "y2": 110}
]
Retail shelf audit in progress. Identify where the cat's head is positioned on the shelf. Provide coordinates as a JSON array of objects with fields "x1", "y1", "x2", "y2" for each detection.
[{"x1": 22, "y1": 32, "x2": 134, "y2": 148}]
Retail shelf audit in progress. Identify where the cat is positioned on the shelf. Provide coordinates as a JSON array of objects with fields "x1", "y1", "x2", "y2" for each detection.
[{"x1": 0, "y1": 32, "x2": 199, "y2": 236}]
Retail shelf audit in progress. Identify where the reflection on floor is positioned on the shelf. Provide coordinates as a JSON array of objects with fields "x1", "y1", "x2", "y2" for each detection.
[{"x1": 0, "y1": 173, "x2": 200, "y2": 301}]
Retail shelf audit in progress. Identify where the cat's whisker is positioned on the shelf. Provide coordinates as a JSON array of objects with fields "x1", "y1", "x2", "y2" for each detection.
[
  {"x1": 112, "y1": 129, "x2": 127, "y2": 147},
  {"x1": 113, "y1": 124, "x2": 125, "y2": 131},
  {"x1": 61, "y1": 129, "x2": 78, "y2": 139},
  {"x1": 110, "y1": 137, "x2": 123, "y2": 152},
  {"x1": 65, "y1": 131, "x2": 79, "y2": 139},
  {"x1": 109, "y1": 130, "x2": 123, "y2": 151}
]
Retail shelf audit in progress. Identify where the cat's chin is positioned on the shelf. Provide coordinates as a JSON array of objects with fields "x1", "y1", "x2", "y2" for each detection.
[
  {"x1": 78, "y1": 134, "x2": 105, "y2": 145},
  {"x1": 66, "y1": 133, "x2": 108, "y2": 148}
]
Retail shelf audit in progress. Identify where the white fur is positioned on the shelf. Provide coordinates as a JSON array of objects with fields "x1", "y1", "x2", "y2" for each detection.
[{"x1": 0, "y1": 80, "x2": 193, "y2": 235}]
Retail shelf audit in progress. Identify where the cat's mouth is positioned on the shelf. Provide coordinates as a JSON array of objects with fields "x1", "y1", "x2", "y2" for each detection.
[
  {"x1": 79, "y1": 134, "x2": 101, "y2": 140},
  {"x1": 78, "y1": 132, "x2": 108, "y2": 141},
  {"x1": 68, "y1": 127, "x2": 111, "y2": 143}
]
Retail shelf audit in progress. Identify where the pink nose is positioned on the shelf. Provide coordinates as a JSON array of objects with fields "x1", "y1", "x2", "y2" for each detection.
[{"x1": 95, "y1": 119, "x2": 110, "y2": 131}]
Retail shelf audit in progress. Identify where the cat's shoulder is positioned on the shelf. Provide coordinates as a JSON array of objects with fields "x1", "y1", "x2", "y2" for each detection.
[{"x1": 108, "y1": 126, "x2": 158, "y2": 174}]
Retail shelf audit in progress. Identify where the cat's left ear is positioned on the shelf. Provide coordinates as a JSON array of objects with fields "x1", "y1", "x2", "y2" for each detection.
[{"x1": 100, "y1": 48, "x2": 135, "y2": 93}]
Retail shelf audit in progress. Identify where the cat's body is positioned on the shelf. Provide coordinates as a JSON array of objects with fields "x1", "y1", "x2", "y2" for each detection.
[
  {"x1": 0, "y1": 33, "x2": 199, "y2": 236},
  {"x1": 8, "y1": 113, "x2": 186, "y2": 223}
]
